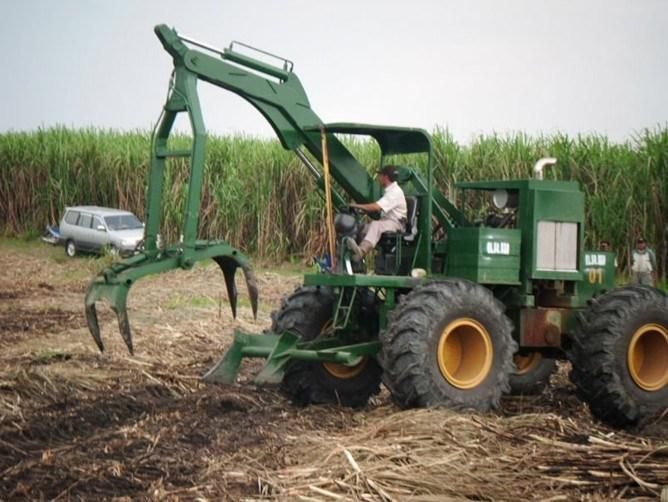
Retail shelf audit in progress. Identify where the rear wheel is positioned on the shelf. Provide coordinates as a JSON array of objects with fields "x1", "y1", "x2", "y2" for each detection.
[
  {"x1": 509, "y1": 352, "x2": 557, "y2": 395},
  {"x1": 65, "y1": 239, "x2": 77, "y2": 257},
  {"x1": 273, "y1": 286, "x2": 382, "y2": 407},
  {"x1": 380, "y1": 280, "x2": 517, "y2": 411},
  {"x1": 568, "y1": 286, "x2": 668, "y2": 427}
]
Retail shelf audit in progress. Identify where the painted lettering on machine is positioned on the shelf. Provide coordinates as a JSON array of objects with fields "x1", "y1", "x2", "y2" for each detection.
[
  {"x1": 585, "y1": 254, "x2": 607, "y2": 267},
  {"x1": 486, "y1": 241, "x2": 511, "y2": 255},
  {"x1": 585, "y1": 253, "x2": 608, "y2": 285}
]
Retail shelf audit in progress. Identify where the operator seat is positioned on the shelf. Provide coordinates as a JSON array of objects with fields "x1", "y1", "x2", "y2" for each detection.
[
  {"x1": 375, "y1": 196, "x2": 419, "y2": 275},
  {"x1": 380, "y1": 195, "x2": 419, "y2": 243}
]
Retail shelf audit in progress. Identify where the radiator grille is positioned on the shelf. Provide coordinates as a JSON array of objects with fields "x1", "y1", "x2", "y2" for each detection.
[{"x1": 536, "y1": 221, "x2": 578, "y2": 271}]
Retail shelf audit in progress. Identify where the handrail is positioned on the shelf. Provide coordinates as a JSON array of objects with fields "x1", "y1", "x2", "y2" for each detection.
[
  {"x1": 178, "y1": 31, "x2": 226, "y2": 57},
  {"x1": 176, "y1": 30, "x2": 293, "y2": 81},
  {"x1": 229, "y1": 40, "x2": 294, "y2": 72}
]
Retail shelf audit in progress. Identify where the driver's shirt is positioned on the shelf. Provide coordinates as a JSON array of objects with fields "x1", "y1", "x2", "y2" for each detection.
[{"x1": 377, "y1": 182, "x2": 407, "y2": 224}]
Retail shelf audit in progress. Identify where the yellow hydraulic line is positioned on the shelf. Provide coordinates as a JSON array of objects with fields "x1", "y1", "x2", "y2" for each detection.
[{"x1": 320, "y1": 126, "x2": 337, "y2": 269}]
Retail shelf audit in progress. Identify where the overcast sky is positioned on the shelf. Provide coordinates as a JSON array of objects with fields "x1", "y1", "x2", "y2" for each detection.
[{"x1": 2, "y1": 0, "x2": 666, "y2": 143}]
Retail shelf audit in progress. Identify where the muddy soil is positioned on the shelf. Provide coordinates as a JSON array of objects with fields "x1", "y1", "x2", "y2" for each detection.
[{"x1": 0, "y1": 242, "x2": 665, "y2": 500}]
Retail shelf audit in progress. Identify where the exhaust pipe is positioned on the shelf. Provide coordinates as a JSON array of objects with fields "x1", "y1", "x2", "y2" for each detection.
[{"x1": 533, "y1": 157, "x2": 557, "y2": 180}]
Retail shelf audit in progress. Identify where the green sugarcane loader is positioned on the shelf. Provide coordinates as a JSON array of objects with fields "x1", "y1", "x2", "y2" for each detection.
[{"x1": 85, "y1": 25, "x2": 668, "y2": 427}]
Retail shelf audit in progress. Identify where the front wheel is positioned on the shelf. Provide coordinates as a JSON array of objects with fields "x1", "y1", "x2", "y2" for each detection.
[
  {"x1": 272, "y1": 286, "x2": 382, "y2": 407},
  {"x1": 65, "y1": 239, "x2": 77, "y2": 257},
  {"x1": 380, "y1": 280, "x2": 517, "y2": 411},
  {"x1": 568, "y1": 286, "x2": 668, "y2": 427}
]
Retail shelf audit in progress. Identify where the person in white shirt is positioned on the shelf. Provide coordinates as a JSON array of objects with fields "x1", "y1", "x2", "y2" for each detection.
[
  {"x1": 631, "y1": 237, "x2": 657, "y2": 286},
  {"x1": 345, "y1": 165, "x2": 407, "y2": 260}
]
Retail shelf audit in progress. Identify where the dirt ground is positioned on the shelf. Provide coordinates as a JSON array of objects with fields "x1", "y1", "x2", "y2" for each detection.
[{"x1": 0, "y1": 240, "x2": 666, "y2": 501}]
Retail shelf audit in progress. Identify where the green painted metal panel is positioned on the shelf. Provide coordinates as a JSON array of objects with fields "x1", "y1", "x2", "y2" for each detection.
[
  {"x1": 446, "y1": 227, "x2": 521, "y2": 284},
  {"x1": 303, "y1": 273, "x2": 423, "y2": 289},
  {"x1": 574, "y1": 250, "x2": 617, "y2": 304}
]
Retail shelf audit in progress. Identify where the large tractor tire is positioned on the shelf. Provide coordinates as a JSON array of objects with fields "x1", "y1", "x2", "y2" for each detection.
[
  {"x1": 568, "y1": 286, "x2": 668, "y2": 427},
  {"x1": 272, "y1": 286, "x2": 382, "y2": 407},
  {"x1": 380, "y1": 280, "x2": 517, "y2": 411},
  {"x1": 509, "y1": 352, "x2": 557, "y2": 395}
]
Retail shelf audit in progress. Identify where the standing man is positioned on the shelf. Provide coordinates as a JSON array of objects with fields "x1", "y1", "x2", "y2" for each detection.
[
  {"x1": 600, "y1": 239, "x2": 618, "y2": 269},
  {"x1": 346, "y1": 165, "x2": 407, "y2": 261},
  {"x1": 631, "y1": 237, "x2": 657, "y2": 286}
]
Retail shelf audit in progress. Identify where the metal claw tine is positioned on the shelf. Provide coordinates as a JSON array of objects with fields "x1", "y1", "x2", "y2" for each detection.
[
  {"x1": 214, "y1": 256, "x2": 240, "y2": 319},
  {"x1": 114, "y1": 307, "x2": 134, "y2": 355},
  {"x1": 222, "y1": 264, "x2": 239, "y2": 319},
  {"x1": 213, "y1": 256, "x2": 259, "y2": 320},
  {"x1": 85, "y1": 303, "x2": 105, "y2": 352},
  {"x1": 242, "y1": 266, "x2": 259, "y2": 320}
]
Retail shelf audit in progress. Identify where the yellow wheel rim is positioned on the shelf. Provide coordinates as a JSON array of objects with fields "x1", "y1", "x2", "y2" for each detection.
[
  {"x1": 319, "y1": 320, "x2": 368, "y2": 380},
  {"x1": 323, "y1": 358, "x2": 368, "y2": 379},
  {"x1": 514, "y1": 352, "x2": 543, "y2": 375},
  {"x1": 627, "y1": 323, "x2": 668, "y2": 392},
  {"x1": 437, "y1": 318, "x2": 493, "y2": 389}
]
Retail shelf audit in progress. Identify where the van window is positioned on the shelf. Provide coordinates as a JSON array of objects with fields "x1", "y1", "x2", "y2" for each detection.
[
  {"x1": 78, "y1": 214, "x2": 92, "y2": 228},
  {"x1": 93, "y1": 216, "x2": 104, "y2": 230},
  {"x1": 105, "y1": 214, "x2": 143, "y2": 231},
  {"x1": 64, "y1": 210, "x2": 80, "y2": 225}
]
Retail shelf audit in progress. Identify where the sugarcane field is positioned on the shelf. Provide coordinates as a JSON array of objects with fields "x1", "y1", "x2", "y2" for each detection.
[{"x1": 2, "y1": 2, "x2": 668, "y2": 501}]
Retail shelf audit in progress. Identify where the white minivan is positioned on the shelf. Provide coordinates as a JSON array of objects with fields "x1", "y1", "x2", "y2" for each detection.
[{"x1": 59, "y1": 206, "x2": 144, "y2": 257}]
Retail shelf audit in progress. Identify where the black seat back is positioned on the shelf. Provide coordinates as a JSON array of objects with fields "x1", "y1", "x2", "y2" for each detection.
[{"x1": 404, "y1": 196, "x2": 418, "y2": 236}]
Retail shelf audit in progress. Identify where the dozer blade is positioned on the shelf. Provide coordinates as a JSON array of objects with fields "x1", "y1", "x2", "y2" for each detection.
[
  {"x1": 203, "y1": 330, "x2": 381, "y2": 385},
  {"x1": 84, "y1": 243, "x2": 258, "y2": 355}
]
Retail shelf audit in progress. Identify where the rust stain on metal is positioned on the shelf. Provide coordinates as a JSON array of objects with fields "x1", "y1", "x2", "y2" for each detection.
[{"x1": 520, "y1": 308, "x2": 566, "y2": 348}]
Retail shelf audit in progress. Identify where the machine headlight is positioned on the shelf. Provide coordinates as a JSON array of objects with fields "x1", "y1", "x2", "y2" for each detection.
[{"x1": 492, "y1": 189, "x2": 518, "y2": 209}]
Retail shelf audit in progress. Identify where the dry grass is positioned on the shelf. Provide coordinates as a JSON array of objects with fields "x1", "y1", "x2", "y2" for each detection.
[{"x1": 253, "y1": 407, "x2": 667, "y2": 500}]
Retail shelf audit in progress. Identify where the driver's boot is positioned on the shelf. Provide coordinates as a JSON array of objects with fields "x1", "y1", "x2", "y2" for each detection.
[{"x1": 345, "y1": 238, "x2": 373, "y2": 261}]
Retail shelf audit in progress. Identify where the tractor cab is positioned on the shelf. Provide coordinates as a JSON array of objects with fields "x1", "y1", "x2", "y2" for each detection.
[{"x1": 307, "y1": 123, "x2": 435, "y2": 276}]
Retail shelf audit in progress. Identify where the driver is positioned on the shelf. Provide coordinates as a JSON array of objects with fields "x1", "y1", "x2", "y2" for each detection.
[{"x1": 345, "y1": 165, "x2": 407, "y2": 260}]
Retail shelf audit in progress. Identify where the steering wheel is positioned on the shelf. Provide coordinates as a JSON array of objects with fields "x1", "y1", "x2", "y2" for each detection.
[{"x1": 348, "y1": 205, "x2": 365, "y2": 216}]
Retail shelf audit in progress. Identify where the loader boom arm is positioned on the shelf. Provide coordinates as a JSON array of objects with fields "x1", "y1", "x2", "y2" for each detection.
[
  {"x1": 152, "y1": 24, "x2": 469, "y2": 270},
  {"x1": 155, "y1": 24, "x2": 380, "y2": 205}
]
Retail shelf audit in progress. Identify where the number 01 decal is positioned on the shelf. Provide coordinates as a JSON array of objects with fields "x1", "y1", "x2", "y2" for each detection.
[{"x1": 587, "y1": 268, "x2": 604, "y2": 284}]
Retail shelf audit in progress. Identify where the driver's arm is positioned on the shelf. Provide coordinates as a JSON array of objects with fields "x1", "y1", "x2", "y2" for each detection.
[{"x1": 350, "y1": 201, "x2": 382, "y2": 213}]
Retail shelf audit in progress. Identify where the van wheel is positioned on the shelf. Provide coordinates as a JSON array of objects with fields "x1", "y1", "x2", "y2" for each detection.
[{"x1": 65, "y1": 240, "x2": 77, "y2": 257}]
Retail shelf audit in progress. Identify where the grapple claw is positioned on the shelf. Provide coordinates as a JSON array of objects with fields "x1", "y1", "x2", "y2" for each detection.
[
  {"x1": 84, "y1": 277, "x2": 133, "y2": 354},
  {"x1": 83, "y1": 243, "x2": 257, "y2": 355}
]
